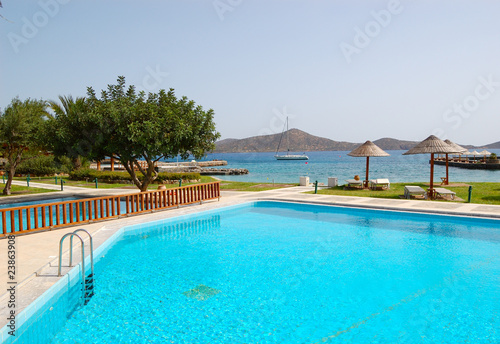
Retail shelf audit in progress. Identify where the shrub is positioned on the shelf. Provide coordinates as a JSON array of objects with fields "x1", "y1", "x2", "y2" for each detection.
[
  {"x1": 157, "y1": 172, "x2": 200, "y2": 182},
  {"x1": 17, "y1": 155, "x2": 58, "y2": 176},
  {"x1": 489, "y1": 153, "x2": 497, "y2": 160},
  {"x1": 69, "y1": 169, "x2": 200, "y2": 183}
]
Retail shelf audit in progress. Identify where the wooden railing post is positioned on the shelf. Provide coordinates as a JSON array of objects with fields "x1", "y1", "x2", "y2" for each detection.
[{"x1": 2, "y1": 211, "x2": 7, "y2": 235}]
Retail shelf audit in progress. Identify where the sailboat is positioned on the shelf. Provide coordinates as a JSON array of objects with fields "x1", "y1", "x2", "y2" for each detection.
[{"x1": 274, "y1": 117, "x2": 309, "y2": 160}]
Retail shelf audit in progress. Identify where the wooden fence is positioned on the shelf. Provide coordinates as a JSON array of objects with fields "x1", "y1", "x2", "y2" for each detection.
[{"x1": 0, "y1": 181, "x2": 220, "y2": 237}]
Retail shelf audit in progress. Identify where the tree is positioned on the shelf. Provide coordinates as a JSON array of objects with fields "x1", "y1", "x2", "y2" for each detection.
[
  {"x1": 84, "y1": 76, "x2": 220, "y2": 191},
  {"x1": 0, "y1": 98, "x2": 48, "y2": 195},
  {"x1": 46, "y1": 95, "x2": 90, "y2": 171}
]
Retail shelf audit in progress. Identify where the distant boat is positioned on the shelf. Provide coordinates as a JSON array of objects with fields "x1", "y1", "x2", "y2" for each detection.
[{"x1": 274, "y1": 117, "x2": 309, "y2": 160}]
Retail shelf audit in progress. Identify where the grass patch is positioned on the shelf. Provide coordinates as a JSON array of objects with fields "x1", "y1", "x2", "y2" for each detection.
[
  {"x1": 311, "y1": 182, "x2": 500, "y2": 205},
  {"x1": 13, "y1": 175, "x2": 296, "y2": 192},
  {"x1": 0, "y1": 184, "x2": 57, "y2": 197},
  {"x1": 218, "y1": 180, "x2": 298, "y2": 192}
]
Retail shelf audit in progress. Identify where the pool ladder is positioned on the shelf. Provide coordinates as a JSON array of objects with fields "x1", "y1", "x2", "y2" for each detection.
[{"x1": 58, "y1": 229, "x2": 95, "y2": 305}]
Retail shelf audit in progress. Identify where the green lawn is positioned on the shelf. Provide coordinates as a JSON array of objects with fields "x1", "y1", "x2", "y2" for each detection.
[
  {"x1": 0, "y1": 184, "x2": 57, "y2": 197},
  {"x1": 218, "y1": 180, "x2": 298, "y2": 192},
  {"x1": 311, "y1": 182, "x2": 500, "y2": 205},
  {"x1": 13, "y1": 175, "x2": 298, "y2": 192}
]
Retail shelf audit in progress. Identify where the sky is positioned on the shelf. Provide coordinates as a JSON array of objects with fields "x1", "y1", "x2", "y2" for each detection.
[{"x1": 1, "y1": 0, "x2": 500, "y2": 146}]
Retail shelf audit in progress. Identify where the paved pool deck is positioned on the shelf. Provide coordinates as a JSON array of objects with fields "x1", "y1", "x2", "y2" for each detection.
[{"x1": 0, "y1": 182, "x2": 499, "y2": 332}]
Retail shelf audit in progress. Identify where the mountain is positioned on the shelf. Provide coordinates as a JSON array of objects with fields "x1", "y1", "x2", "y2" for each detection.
[
  {"x1": 213, "y1": 130, "x2": 499, "y2": 153},
  {"x1": 214, "y1": 129, "x2": 418, "y2": 153},
  {"x1": 373, "y1": 138, "x2": 419, "y2": 150},
  {"x1": 484, "y1": 141, "x2": 500, "y2": 149},
  {"x1": 214, "y1": 129, "x2": 357, "y2": 153}
]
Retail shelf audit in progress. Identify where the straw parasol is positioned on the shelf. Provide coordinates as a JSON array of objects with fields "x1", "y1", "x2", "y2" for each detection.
[
  {"x1": 478, "y1": 149, "x2": 491, "y2": 162},
  {"x1": 443, "y1": 139, "x2": 467, "y2": 185},
  {"x1": 469, "y1": 150, "x2": 480, "y2": 162},
  {"x1": 403, "y1": 135, "x2": 457, "y2": 198},
  {"x1": 348, "y1": 140, "x2": 390, "y2": 188}
]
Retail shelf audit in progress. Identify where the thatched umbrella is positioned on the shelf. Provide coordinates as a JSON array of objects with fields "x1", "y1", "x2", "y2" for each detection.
[
  {"x1": 348, "y1": 141, "x2": 390, "y2": 188},
  {"x1": 443, "y1": 139, "x2": 467, "y2": 185},
  {"x1": 478, "y1": 149, "x2": 491, "y2": 162},
  {"x1": 403, "y1": 135, "x2": 457, "y2": 199},
  {"x1": 469, "y1": 150, "x2": 480, "y2": 162}
]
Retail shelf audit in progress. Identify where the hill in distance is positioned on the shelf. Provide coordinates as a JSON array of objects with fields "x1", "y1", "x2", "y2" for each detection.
[
  {"x1": 484, "y1": 141, "x2": 500, "y2": 149},
  {"x1": 214, "y1": 129, "x2": 419, "y2": 153},
  {"x1": 214, "y1": 129, "x2": 498, "y2": 153}
]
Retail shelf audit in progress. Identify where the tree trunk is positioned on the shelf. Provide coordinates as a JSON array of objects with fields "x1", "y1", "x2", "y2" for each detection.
[
  {"x1": 122, "y1": 158, "x2": 158, "y2": 192},
  {"x1": 122, "y1": 160, "x2": 143, "y2": 190},
  {"x1": 72, "y1": 156, "x2": 82, "y2": 171},
  {"x1": 137, "y1": 160, "x2": 158, "y2": 192},
  {"x1": 2, "y1": 166, "x2": 15, "y2": 195}
]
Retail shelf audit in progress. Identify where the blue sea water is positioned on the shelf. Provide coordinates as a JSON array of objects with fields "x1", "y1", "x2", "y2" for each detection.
[
  {"x1": 42, "y1": 201, "x2": 499, "y2": 343},
  {"x1": 201, "y1": 150, "x2": 500, "y2": 184}
]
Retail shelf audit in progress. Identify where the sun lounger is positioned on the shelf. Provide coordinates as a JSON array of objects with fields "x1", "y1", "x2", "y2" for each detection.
[
  {"x1": 433, "y1": 187, "x2": 456, "y2": 200},
  {"x1": 404, "y1": 186, "x2": 426, "y2": 199},
  {"x1": 369, "y1": 178, "x2": 390, "y2": 190},
  {"x1": 345, "y1": 179, "x2": 363, "y2": 188}
]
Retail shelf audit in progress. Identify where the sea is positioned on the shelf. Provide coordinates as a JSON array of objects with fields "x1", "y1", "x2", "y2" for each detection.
[{"x1": 193, "y1": 150, "x2": 500, "y2": 184}]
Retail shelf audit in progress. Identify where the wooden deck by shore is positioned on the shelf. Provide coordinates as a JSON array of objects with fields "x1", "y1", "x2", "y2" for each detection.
[
  {"x1": 432, "y1": 158, "x2": 500, "y2": 170},
  {"x1": 90, "y1": 160, "x2": 250, "y2": 175}
]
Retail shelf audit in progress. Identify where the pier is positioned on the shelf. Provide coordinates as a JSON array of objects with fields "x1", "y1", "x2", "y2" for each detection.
[
  {"x1": 90, "y1": 159, "x2": 249, "y2": 175},
  {"x1": 432, "y1": 158, "x2": 500, "y2": 170}
]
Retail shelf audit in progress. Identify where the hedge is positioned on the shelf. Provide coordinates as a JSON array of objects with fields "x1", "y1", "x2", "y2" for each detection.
[
  {"x1": 16, "y1": 155, "x2": 68, "y2": 176},
  {"x1": 69, "y1": 169, "x2": 200, "y2": 183}
]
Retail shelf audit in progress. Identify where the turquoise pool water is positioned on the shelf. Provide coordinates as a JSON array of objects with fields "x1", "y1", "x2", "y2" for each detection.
[
  {"x1": 0, "y1": 197, "x2": 80, "y2": 210},
  {"x1": 7, "y1": 202, "x2": 500, "y2": 343}
]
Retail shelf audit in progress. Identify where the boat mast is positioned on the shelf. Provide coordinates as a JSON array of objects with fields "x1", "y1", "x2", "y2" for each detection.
[
  {"x1": 286, "y1": 117, "x2": 290, "y2": 153},
  {"x1": 275, "y1": 119, "x2": 286, "y2": 155}
]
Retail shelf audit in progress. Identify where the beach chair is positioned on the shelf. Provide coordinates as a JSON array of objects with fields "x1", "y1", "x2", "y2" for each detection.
[
  {"x1": 345, "y1": 179, "x2": 363, "y2": 189},
  {"x1": 404, "y1": 186, "x2": 426, "y2": 199},
  {"x1": 433, "y1": 187, "x2": 456, "y2": 200},
  {"x1": 369, "y1": 178, "x2": 390, "y2": 190}
]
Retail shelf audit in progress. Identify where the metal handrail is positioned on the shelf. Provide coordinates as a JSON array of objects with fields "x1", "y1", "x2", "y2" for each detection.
[
  {"x1": 69, "y1": 229, "x2": 94, "y2": 278},
  {"x1": 58, "y1": 233, "x2": 86, "y2": 303},
  {"x1": 58, "y1": 229, "x2": 96, "y2": 305}
]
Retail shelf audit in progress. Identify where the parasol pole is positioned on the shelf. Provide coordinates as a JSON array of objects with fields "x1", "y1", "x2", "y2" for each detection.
[
  {"x1": 429, "y1": 153, "x2": 435, "y2": 199},
  {"x1": 445, "y1": 153, "x2": 449, "y2": 185},
  {"x1": 365, "y1": 156, "x2": 370, "y2": 188}
]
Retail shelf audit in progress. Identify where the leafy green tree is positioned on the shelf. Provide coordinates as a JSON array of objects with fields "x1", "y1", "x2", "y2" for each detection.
[
  {"x1": 0, "y1": 98, "x2": 48, "y2": 195},
  {"x1": 84, "y1": 76, "x2": 220, "y2": 191},
  {"x1": 47, "y1": 95, "x2": 91, "y2": 171}
]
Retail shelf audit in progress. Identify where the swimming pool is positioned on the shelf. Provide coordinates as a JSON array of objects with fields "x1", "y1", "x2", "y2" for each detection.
[{"x1": 3, "y1": 201, "x2": 499, "y2": 343}]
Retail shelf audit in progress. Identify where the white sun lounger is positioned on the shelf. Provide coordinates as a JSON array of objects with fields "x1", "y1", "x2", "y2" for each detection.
[
  {"x1": 404, "y1": 186, "x2": 426, "y2": 199},
  {"x1": 370, "y1": 179, "x2": 390, "y2": 190},
  {"x1": 433, "y1": 187, "x2": 456, "y2": 200},
  {"x1": 345, "y1": 179, "x2": 363, "y2": 188}
]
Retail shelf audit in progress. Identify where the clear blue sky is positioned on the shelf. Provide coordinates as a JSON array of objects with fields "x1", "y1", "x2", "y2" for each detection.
[{"x1": 1, "y1": 0, "x2": 499, "y2": 146}]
